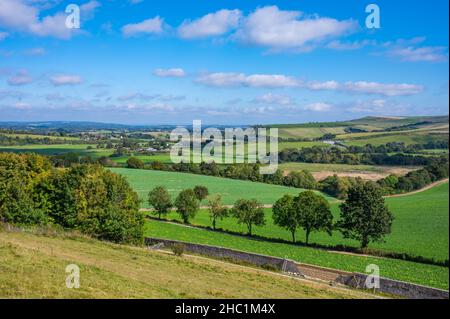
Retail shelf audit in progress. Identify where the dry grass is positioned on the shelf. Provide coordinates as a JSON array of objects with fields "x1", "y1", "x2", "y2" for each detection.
[{"x1": 0, "y1": 227, "x2": 372, "y2": 299}]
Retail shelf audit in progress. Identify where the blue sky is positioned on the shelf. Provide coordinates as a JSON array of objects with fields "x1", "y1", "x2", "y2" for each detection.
[{"x1": 0, "y1": 0, "x2": 448, "y2": 125}]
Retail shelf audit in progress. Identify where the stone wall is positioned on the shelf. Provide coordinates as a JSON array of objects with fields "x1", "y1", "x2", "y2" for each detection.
[
  {"x1": 336, "y1": 273, "x2": 449, "y2": 299},
  {"x1": 145, "y1": 237, "x2": 300, "y2": 274}
]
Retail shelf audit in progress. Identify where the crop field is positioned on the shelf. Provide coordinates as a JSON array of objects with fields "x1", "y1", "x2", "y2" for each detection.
[
  {"x1": 279, "y1": 162, "x2": 419, "y2": 181},
  {"x1": 278, "y1": 127, "x2": 348, "y2": 139},
  {"x1": 110, "y1": 168, "x2": 334, "y2": 206},
  {"x1": 0, "y1": 229, "x2": 371, "y2": 298},
  {"x1": 144, "y1": 220, "x2": 449, "y2": 289},
  {"x1": 158, "y1": 182, "x2": 448, "y2": 262}
]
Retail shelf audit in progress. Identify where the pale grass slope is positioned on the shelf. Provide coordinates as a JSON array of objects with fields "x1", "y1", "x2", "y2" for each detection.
[{"x1": 0, "y1": 229, "x2": 374, "y2": 299}]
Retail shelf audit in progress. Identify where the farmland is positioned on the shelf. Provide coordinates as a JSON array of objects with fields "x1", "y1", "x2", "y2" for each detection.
[
  {"x1": 278, "y1": 162, "x2": 418, "y2": 181},
  {"x1": 144, "y1": 219, "x2": 449, "y2": 290},
  {"x1": 109, "y1": 167, "x2": 334, "y2": 206},
  {"x1": 0, "y1": 144, "x2": 113, "y2": 158},
  {"x1": 0, "y1": 228, "x2": 370, "y2": 298},
  {"x1": 146, "y1": 181, "x2": 449, "y2": 262}
]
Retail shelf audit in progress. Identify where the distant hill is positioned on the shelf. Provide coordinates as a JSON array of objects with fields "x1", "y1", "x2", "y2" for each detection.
[{"x1": 265, "y1": 115, "x2": 449, "y2": 129}]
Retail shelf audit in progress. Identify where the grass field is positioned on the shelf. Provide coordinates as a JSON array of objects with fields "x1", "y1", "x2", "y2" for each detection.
[
  {"x1": 110, "y1": 168, "x2": 334, "y2": 206},
  {"x1": 0, "y1": 144, "x2": 113, "y2": 158},
  {"x1": 0, "y1": 228, "x2": 370, "y2": 298},
  {"x1": 158, "y1": 182, "x2": 448, "y2": 262},
  {"x1": 111, "y1": 153, "x2": 172, "y2": 164},
  {"x1": 278, "y1": 127, "x2": 348, "y2": 139},
  {"x1": 144, "y1": 220, "x2": 449, "y2": 289},
  {"x1": 279, "y1": 141, "x2": 331, "y2": 150}
]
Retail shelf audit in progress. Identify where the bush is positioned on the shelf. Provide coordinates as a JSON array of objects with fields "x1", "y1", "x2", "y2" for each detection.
[
  {"x1": 126, "y1": 157, "x2": 144, "y2": 169},
  {"x1": 171, "y1": 243, "x2": 185, "y2": 256}
]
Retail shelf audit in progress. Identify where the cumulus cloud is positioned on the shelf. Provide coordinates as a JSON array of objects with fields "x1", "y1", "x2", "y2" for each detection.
[
  {"x1": 303, "y1": 102, "x2": 332, "y2": 112},
  {"x1": 234, "y1": 6, "x2": 357, "y2": 52},
  {"x1": 341, "y1": 81, "x2": 424, "y2": 96},
  {"x1": 387, "y1": 46, "x2": 448, "y2": 63},
  {"x1": 122, "y1": 17, "x2": 164, "y2": 37},
  {"x1": 252, "y1": 93, "x2": 293, "y2": 105},
  {"x1": 195, "y1": 71, "x2": 422, "y2": 96},
  {"x1": 305, "y1": 80, "x2": 423, "y2": 96},
  {"x1": 153, "y1": 68, "x2": 186, "y2": 77},
  {"x1": 50, "y1": 74, "x2": 83, "y2": 86},
  {"x1": 196, "y1": 72, "x2": 299, "y2": 88},
  {"x1": 382, "y1": 37, "x2": 448, "y2": 63},
  {"x1": 7, "y1": 70, "x2": 33, "y2": 86},
  {"x1": 178, "y1": 9, "x2": 242, "y2": 39},
  {"x1": 347, "y1": 99, "x2": 409, "y2": 115},
  {"x1": 0, "y1": 0, "x2": 87, "y2": 39}
]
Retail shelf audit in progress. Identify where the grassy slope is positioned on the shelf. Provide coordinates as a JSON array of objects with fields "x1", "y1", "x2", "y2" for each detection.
[
  {"x1": 110, "y1": 168, "x2": 334, "y2": 206},
  {"x1": 158, "y1": 182, "x2": 449, "y2": 262},
  {"x1": 145, "y1": 220, "x2": 449, "y2": 290},
  {"x1": 0, "y1": 229, "x2": 369, "y2": 299}
]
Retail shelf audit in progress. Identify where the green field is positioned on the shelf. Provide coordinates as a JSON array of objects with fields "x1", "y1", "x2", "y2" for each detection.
[
  {"x1": 145, "y1": 220, "x2": 449, "y2": 289},
  {"x1": 1, "y1": 228, "x2": 370, "y2": 298},
  {"x1": 279, "y1": 141, "x2": 331, "y2": 150},
  {"x1": 157, "y1": 182, "x2": 449, "y2": 262},
  {"x1": 113, "y1": 167, "x2": 448, "y2": 262},
  {"x1": 111, "y1": 153, "x2": 172, "y2": 164},
  {"x1": 0, "y1": 144, "x2": 113, "y2": 158},
  {"x1": 110, "y1": 168, "x2": 334, "y2": 206}
]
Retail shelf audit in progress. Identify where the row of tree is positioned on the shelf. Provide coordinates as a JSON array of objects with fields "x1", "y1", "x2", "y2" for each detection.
[
  {"x1": 278, "y1": 145, "x2": 442, "y2": 166},
  {"x1": 147, "y1": 183, "x2": 394, "y2": 249}
]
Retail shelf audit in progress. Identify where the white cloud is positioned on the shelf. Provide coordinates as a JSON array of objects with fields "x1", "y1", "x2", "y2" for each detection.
[
  {"x1": 195, "y1": 72, "x2": 422, "y2": 96},
  {"x1": 50, "y1": 74, "x2": 83, "y2": 86},
  {"x1": 196, "y1": 72, "x2": 299, "y2": 88},
  {"x1": 306, "y1": 80, "x2": 339, "y2": 90},
  {"x1": 153, "y1": 68, "x2": 186, "y2": 77},
  {"x1": 303, "y1": 102, "x2": 332, "y2": 112},
  {"x1": 347, "y1": 99, "x2": 409, "y2": 114},
  {"x1": 253, "y1": 93, "x2": 293, "y2": 105},
  {"x1": 7, "y1": 70, "x2": 33, "y2": 86},
  {"x1": 342, "y1": 81, "x2": 423, "y2": 96},
  {"x1": 122, "y1": 17, "x2": 164, "y2": 37},
  {"x1": 388, "y1": 46, "x2": 448, "y2": 62},
  {"x1": 80, "y1": 1, "x2": 101, "y2": 20},
  {"x1": 234, "y1": 6, "x2": 357, "y2": 52},
  {"x1": 178, "y1": 9, "x2": 242, "y2": 39},
  {"x1": 0, "y1": 0, "x2": 77, "y2": 39}
]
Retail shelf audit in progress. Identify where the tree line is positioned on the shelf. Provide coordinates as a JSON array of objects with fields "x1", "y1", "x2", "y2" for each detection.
[{"x1": 148, "y1": 183, "x2": 394, "y2": 249}]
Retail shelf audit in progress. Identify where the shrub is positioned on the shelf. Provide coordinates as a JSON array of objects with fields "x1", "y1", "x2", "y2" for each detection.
[
  {"x1": 171, "y1": 243, "x2": 185, "y2": 256},
  {"x1": 126, "y1": 157, "x2": 144, "y2": 169}
]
